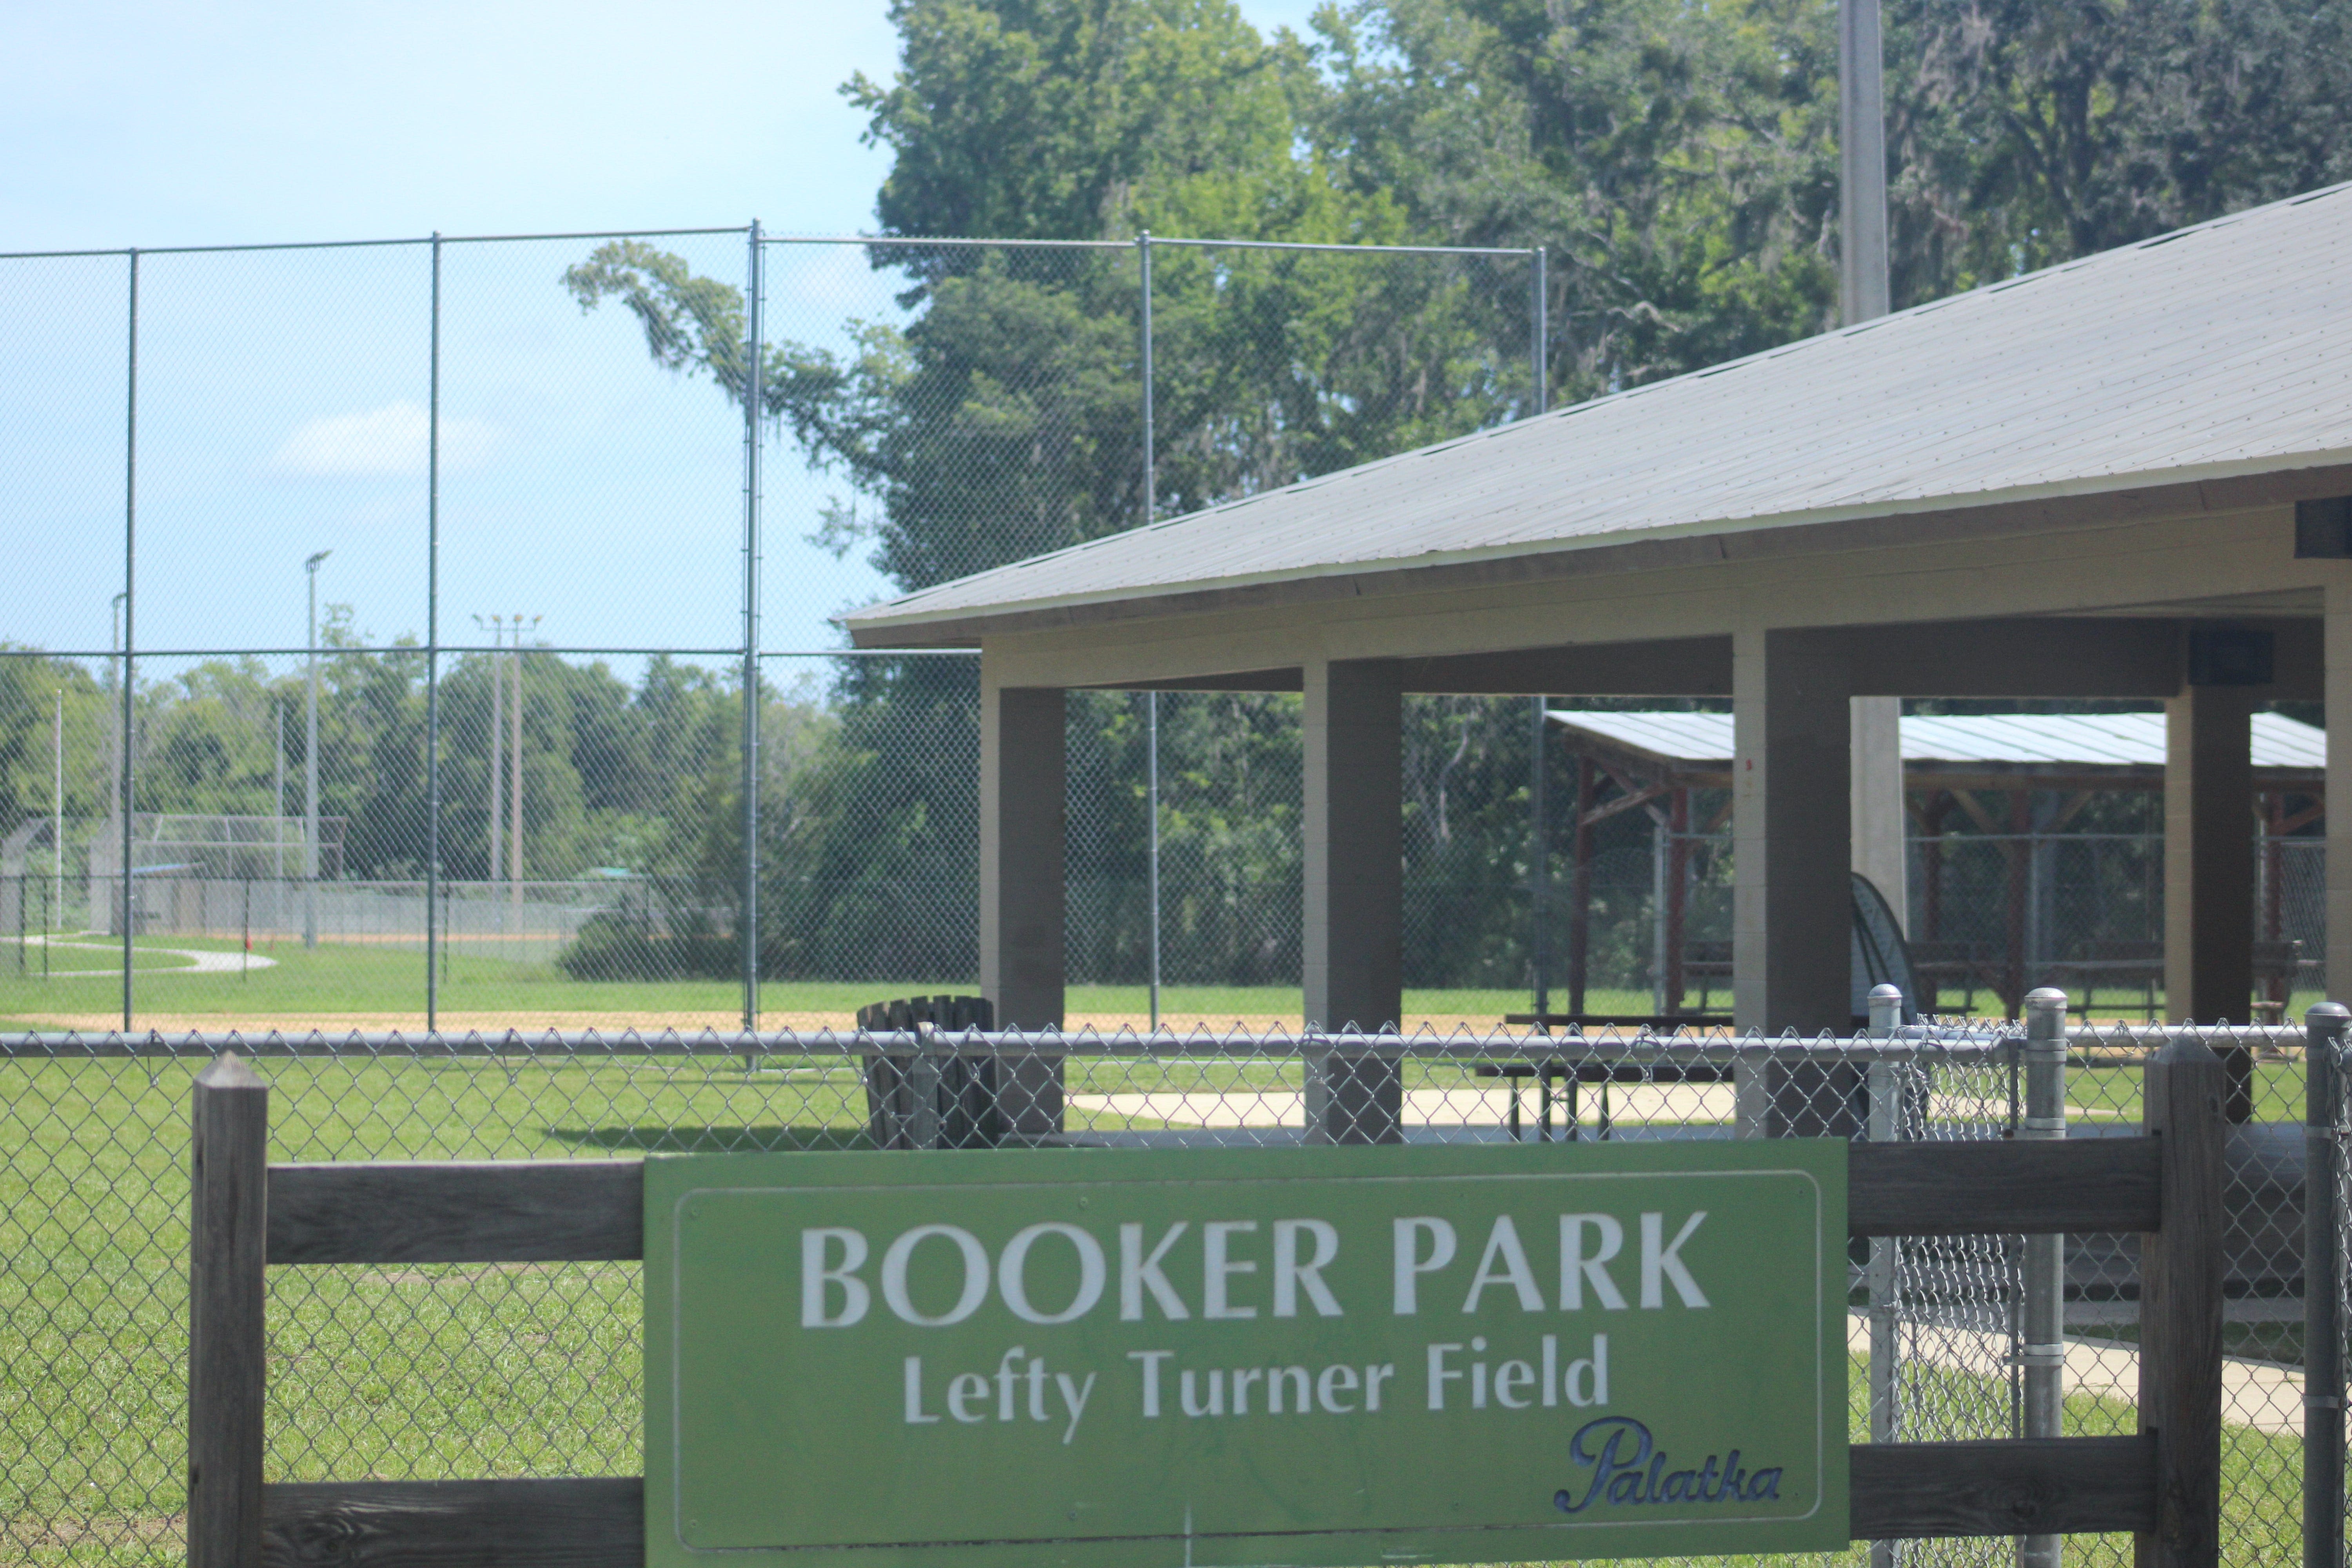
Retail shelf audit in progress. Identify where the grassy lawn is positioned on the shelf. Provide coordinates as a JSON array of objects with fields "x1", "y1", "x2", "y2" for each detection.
[
  {"x1": 2067, "y1": 1057, "x2": 2305, "y2": 1125},
  {"x1": 0, "y1": 936, "x2": 1650, "y2": 1034}
]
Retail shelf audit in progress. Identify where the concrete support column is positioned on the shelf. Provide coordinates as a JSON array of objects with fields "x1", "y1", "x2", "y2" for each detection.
[
  {"x1": 2164, "y1": 683, "x2": 2255, "y2": 1029},
  {"x1": 1735, "y1": 630, "x2": 1864, "y2": 1138},
  {"x1": 1303, "y1": 657, "x2": 1403, "y2": 1031},
  {"x1": 1850, "y1": 696, "x2": 1907, "y2": 929},
  {"x1": 1302, "y1": 657, "x2": 1403, "y2": 1142},
  {"x1": 979, "y1": 673, "x2": 1065, "y2": 1135},
  {"x1": 2331, "y1": 581, "x2": 2352, "y2": 1011},
  {"x1": 1733, "y1": 628, "x2": 1854, "y2": 1035}
]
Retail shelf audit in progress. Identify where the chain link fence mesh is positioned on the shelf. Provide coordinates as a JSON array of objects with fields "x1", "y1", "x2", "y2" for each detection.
[
  {"x1": 0, "y1": 1025, "x2": 2044, "y2": 1567},
  {"x1": 0, "y1": 230, "x2": 2325, "y2": 1563},
  {"x1": 0, "y1": 1021, "x2": 2322, "y2": 1567}
]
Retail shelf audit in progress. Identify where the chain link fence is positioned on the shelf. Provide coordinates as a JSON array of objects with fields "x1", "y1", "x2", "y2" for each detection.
[
  {"x1": 1, "y1": 228, "x2": 1548, "y2": 1037},
  {"x1": 0, "y1": 230, "x2": 2331, "y2": 1564},
  {"x1": 1, "y1": 1018, "x2": 2334, "y2": 1566}
]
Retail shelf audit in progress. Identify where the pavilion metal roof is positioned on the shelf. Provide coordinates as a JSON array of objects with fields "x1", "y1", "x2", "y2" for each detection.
[
  {"x1": 1545, "y1": 710, "x2": 2327, "y2": 774},
  {"x1": 849, "y1": 181, "x2": 2352, "y2": 642}
]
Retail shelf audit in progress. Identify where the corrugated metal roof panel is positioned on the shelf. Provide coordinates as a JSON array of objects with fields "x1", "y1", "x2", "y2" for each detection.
[
  {"x1": 851, "y1": 183, "x2": 2352, "y2": 635},
  {"x1": 1543, "y1": 710, "x2": 2325, "y2": 770}
]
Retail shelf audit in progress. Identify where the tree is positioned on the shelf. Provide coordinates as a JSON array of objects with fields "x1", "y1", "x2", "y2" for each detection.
[
  {"x1": 1884, "y1": 0, "x2": 2352, "y2": 302},
  {"x1": 558, "y1": 0, "x2": 2352, "y2": 993}
]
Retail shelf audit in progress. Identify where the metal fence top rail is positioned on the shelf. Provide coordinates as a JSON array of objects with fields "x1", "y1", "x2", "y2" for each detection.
[
  {"x1": 0, "y1": 228, "x2": 1542, "y2": 263},
  {"x1": 767, "y1": 234, "x2": 1539, "y2": 256},
  {"x1": 0, "y1": 644, "x2": 985, "y2": 661},
  {"x1": 0, "y1": 227, "x2": 760, "y2": 261},
  {"x1": 0, "y1": 1025, "x2": 2024, "y2": 1061},
  {"x1": 0, "y1": 1022, "x2": 2303, "y2": 1058}
]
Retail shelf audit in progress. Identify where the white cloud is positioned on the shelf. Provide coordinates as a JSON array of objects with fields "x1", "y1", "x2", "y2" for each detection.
[{"x1": 269, "y1": 401, "x2": 499, "y2": 476}]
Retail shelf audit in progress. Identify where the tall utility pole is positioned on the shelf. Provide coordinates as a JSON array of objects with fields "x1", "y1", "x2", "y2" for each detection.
[
  {"x1": 109, "y1": 592, "x2": 125, "y2": 831},
  {"x1": 472, "y1": 613, "x2": 537, "y2": 909},
  {"x1": 1840, "y1": 28, "x2": 1907, "y2": 1568},
  {"x1": 511, "y1": 614, "x2": 536, "y2": 908},
  {"x1": 1840, "y1": 0, "x2": 1907, "y2": 930},
  {"x1": 474, "y1": 615, "x2": 504, "y2": 893},
  {"x1": 274, "y1": 704, "x2": 285, "y2": 890},
  {"x1": 303, "y1": 550, "x2": 330, "y2": 949}
]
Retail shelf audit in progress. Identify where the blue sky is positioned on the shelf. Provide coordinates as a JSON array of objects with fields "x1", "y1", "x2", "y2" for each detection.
[{"x1": 2, "y1": 0, "x2": 1323, "y2": 666}]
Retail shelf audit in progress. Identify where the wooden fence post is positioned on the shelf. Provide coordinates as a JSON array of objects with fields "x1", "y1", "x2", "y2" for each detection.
[
  {"x1": 189, "y1": 1053, "x2": 268, "y2": 1568},
  {"x1": 2137, "y1": 1033, "x2": 2226, "y2": 1568}
]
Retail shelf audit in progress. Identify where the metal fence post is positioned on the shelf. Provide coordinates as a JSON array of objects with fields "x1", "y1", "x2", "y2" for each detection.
[
  {"x1": 1138, "y1": 230, "x2": 1160, "y2": 1029},
  {"x1": 188, "y1": 1053, "x2": 267, "y2": 1568},
  {"x1": 121, "y1": 247, "x2": 138, "y2": 1031},
  {"x1": 740, "y1": 220, "x2": 763, "y2": 1033},
  {"x1": 1531, "y1": 694, "x2": 1549, "y2": 1019},
  {"x1": 1526, "y1": 248, "x2": 1549, "y2": 1027},
  {"x1": 2140, "y1": 1030, "x2": 2227, "y2": 1568},
  {"x1": 2307, "y1": 1001, "x2": 2348, "y2": 1568},
  {"x1": 425, "y1": 232, "x2": 442, "y2": 1031},
  {"x1": 1866, "y1": 983, "x2": 1901, "y2": 1568},
  {"x1": 1530, "y1": 245, "x2": 1547, "y2": 419},
  {"x1": 2020, "y1": 986, "x2": 2069, "y2": 1568}
]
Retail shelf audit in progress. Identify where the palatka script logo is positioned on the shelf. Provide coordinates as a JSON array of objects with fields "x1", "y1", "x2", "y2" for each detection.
[{"x1": 1552, "y1": 1416, "x2": 1786, "y2": 1513}]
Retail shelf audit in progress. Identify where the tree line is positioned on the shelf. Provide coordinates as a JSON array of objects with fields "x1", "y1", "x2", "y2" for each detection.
[{"x1": 10, "y1": 0, "x2": 2346, "y2": 987}]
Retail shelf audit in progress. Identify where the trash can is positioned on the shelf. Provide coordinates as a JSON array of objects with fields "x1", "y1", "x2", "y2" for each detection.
[{"x1": 854, "y1": 995, "x2": 1000, "y2": 1149}]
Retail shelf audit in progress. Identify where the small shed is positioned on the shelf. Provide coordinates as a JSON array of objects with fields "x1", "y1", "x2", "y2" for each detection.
[{"x1": 1547, "y1": 710, "x2": 2326, "y2": 1020}]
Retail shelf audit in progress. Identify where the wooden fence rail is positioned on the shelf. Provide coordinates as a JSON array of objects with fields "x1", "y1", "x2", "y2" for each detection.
[{"x1": 188, "y1": 1036, "x2": 2230, "y2": 1568}]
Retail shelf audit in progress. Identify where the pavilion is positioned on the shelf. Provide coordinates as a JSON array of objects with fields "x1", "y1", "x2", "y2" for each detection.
[
  {"x1": 848, "y1": 182, "x2": 2352, "y2": 1041},
  {"x1": 1546, "y1": 708, "x2": 2327, "y2": 1022}
]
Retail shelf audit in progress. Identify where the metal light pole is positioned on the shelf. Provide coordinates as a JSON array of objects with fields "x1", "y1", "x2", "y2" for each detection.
[
  {"x1": 474, "y1": 614, "x2": 506, "y2": 898},
  {"x1": 273, "y1": 704, "x2": 285, "y2": 904},
  {"x1": 511, "y1": 614, "x2": 537, "y2": 908},
  {"x1": 303, "y1": 549, "x2": 330, "y2": 950},
  {"x1": 52, "y1": 689, "x2": 64, "y2": 931},
  {"x1": 108, "y1": 588, "x2": 128, "y2": 970},
  {"x1": 109, "y1": 592, "x2": 125, "y2": 833}
]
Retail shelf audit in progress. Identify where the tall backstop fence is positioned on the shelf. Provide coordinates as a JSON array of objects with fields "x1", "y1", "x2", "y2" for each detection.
[
  {"x1": 4, "y1": 227, "x2": 2328, "y2": 1036},
  {"x1": 0, "y1": 1008, "x2": 2341, "y2": 1566},
  {"x1": 0, "y1": 227, "x2": 1552, "y2": 1034}
]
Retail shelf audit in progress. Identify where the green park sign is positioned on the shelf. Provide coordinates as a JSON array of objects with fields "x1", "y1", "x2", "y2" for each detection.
[{"x1": 645, "y1": 1140, "x2": 1848, "y2": 1566}]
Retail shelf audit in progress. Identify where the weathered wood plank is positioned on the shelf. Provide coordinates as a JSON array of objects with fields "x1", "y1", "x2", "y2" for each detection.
[
  {"x1": 2140, "y1": 1038, "x2": 2227, "y2": 1567},
  {"x1": 265, "y1": 1139, "x2": 2160, "y2": 1268},
  {"x1": 1849, "y1": 1138, "x2": 2160, "y2": 1236},
  {"x1": 261, "y1": 1477, "x2": 643, "y2": 1568},
  {"x1": 257, "y1": 1439, "x2": 2149, "y2": 1563},
  {"x1": 268, "y1": 1161, "x2": 643, "y2": 1265},
  {"x1": 190, "y1": 1054, "x2": 270, "y2": 1568},
  {"x1": 1851, "y1": 1436, "x2": 2156, "y2": 1540}
]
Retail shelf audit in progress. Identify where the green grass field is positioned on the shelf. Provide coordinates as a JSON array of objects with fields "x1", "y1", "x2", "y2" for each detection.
[
  {"x1": 9, "y1": 933, "x2": 2314, "y2": 1041},
  {"x1": 0, "y1": 934, "x2": 1621, "y2": 1033},
  {"x1": 0, "y1": 1046, "x2": 2310, "y2": 1565}
]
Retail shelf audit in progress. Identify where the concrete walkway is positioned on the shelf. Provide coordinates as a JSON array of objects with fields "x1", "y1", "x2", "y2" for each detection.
[{"x1": 18, "y1": 935, "x2": 278, "y2": 978}]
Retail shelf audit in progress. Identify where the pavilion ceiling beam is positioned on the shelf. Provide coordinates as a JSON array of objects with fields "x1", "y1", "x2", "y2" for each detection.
[
  {"x1": 1821, "y1": 617, "x2": 2319, "y2": 698},
  {"x1": 1056, "y1": 616, "x2": 2319, "y2": 700},
  {"x1": 1581, "y1": 780, "x2": 1673, "y2": 828},
  {"x1": 1393, "y1": 639, "x2": 1733, "y2": 695}
]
